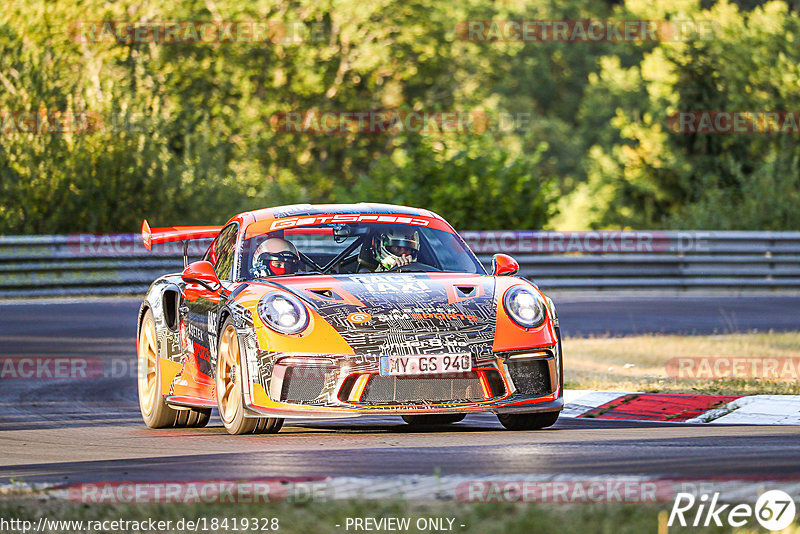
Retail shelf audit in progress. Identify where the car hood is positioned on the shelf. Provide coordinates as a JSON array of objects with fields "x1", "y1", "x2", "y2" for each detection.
[{"x1": 270, "y1": 273, "x2": 497, "y2": 357}]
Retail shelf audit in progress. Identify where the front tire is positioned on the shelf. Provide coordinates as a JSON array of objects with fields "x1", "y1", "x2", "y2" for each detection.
[
  {"x1": 402, "y1": 414, "x2": 466, "y2": 426},
  {"x1": 216, "y1": 318, "x2": 283, "y2": 435},
  {"x1": 497, "y1": 411, "x2": 559, "y2": 430}
]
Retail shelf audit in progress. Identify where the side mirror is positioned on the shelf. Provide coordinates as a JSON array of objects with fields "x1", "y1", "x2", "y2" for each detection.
[
  {"x1": 492, "y1": 253, "x2": 519, "y2": 276},
  {"x1": 181, "y1": 260, "x2": 221, "y2": 292}
]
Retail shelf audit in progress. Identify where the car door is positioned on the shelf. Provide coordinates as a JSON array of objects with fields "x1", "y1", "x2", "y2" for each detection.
[{"x1": 178, "y1": 223, "x2": 239, "y2": 399}]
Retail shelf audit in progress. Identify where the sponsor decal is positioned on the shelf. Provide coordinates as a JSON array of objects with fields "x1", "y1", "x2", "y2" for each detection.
[
  {"x1": 361, "y1": 281, "x2": 430, "y2": 293},
  {"x1": 350, "y1": 274, "x2": 432, "y2": 294},
  {"x1": 356, "y1": 310, "x2": 477, "y2": 325},
  {"x1": 269, "y1": 214, "x2": 431, "y2": 231},
  {"x1": 412, "y1": 312, "x2": 478, "y2": 321},
  {"x1": 194, "y1": 343, "x2": 210, "y2": 364},
  {"x1": 187, "y1": 322, "x2": 205, "y2": 340},
  {"x1": 368, "y1": 311, "x2": 415, "y2": 322},
  {"x1": 382, "y1": 338, "x2": 471, "y2": 350},
  {"x1": 347, "y1": 312, "x2": 372, "y2": 324}
]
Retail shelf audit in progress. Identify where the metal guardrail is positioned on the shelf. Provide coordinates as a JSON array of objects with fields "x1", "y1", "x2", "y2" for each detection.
[{"x1": 0, "y1": 231, "x2": 799, "y2": 297}]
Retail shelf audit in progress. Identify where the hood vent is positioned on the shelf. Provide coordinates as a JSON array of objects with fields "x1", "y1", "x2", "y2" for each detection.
[
  {"x1": 455, "y1": 285, "x2": 476, "y2": 297},
  {"x1": 308, "y1": 288, "x2": 339, "y2": 300}
]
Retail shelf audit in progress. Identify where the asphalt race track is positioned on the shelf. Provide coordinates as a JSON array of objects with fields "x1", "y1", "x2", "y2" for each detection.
[{"x1": 1, "y1": 294, "x2": 799, "y2": 486}]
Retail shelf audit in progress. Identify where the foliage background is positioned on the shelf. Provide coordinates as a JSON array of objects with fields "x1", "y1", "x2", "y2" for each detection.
[{"x1": 1, "y1": 0, "x2": 798, "y2": 233}]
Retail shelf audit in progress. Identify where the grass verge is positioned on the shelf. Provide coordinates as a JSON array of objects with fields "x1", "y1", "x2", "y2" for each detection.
[{"x1": 564, "y1": 331, "x2": 800, "y2": 394}]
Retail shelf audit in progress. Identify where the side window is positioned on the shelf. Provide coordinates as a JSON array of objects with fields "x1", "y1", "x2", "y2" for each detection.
[{"x1": 204, "y1": 224, "x2": 238, "y2": 281}]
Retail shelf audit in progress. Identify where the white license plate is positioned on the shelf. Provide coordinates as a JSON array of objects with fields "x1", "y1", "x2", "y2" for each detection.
[{"x1": 379, "y1": 354, "x2": 472, "y2": 376}]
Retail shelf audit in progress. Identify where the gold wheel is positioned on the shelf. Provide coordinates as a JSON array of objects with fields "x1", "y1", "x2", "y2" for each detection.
[
  {"x1": 217, "y1": 325, "x2": 243, "y2": 425},
  {"x1": 138, "y1": 314, "x2": 158, "y2": 416},
  {"x1": 137, "y1": 309, "x2": 178, "y2": 428},
  {"x1": 215, "y1": 318, "x2": 283, "y2": 435}
]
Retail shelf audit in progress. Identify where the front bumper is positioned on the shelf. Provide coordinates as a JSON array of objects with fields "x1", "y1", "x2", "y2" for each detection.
[{"x1": 241, "y1": 346, "x2": 563, "y2": 419}]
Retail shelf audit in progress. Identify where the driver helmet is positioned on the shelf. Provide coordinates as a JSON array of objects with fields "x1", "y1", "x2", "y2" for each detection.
[
  {"x1": 253, "y1": 238, "x2": 300, "y2": 276},
  {"x1": 374, "y1": 228, "x2": 420, "y2": 271}
]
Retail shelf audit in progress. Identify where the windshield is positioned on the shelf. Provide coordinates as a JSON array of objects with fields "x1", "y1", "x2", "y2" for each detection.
[{"x1": 237, "y1": 221, "x2": 484, "y2": 280}]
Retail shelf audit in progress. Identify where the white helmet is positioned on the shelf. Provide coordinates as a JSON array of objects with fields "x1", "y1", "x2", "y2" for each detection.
[
  {"x1": 374, "y1": 228, "x2": 420, "y2": 271},
  {"x1": 253, "y1": 238, "x2": 301, "y2": 276}
]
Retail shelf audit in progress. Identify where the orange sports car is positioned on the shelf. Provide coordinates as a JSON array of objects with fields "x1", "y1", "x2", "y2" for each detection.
[{"x1": 137, "y1": 203, "x2": 562, "y2": 434}]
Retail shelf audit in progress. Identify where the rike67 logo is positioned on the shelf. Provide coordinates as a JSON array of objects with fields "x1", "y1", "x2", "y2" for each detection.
[{"x1": 669, "y1": 490, "x2": 796, "y2": 530}]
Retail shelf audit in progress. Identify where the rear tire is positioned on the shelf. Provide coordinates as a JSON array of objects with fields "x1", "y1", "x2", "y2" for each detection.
[
  {"x1": 138, "y1": 309, "x2": 179, "y2": 428},
  {"x1": 175, "y1": 407, "x2": 212, "y2": 428},
  {"x1": 497, "y1": 411, "x2": 559, "y2": 430},
  {"x1": 402, "y1": 414, "x2": 466, "y2": 426},
  {"x1": 138, "y1": 309, "x2": 212, "y2": 429},
  {"x1": 216, "y1": 318, "x2": 283, "y2": 435}
]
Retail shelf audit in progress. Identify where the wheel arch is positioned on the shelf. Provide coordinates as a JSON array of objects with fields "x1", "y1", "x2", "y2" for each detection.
[
  {"x1": 217, "y1": 307, "x2": 233, "y2": 336},
  {"x1": 137, "y1": 303, "x2": 151, "y2": 339}
]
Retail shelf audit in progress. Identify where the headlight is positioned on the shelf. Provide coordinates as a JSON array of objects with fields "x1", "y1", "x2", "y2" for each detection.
[
  {"x1": 258, "y1": 292, "x2": 309, "y2": 335},
  {"x1": 503, "y1": 286, "x2": 546, "y2": 328}
]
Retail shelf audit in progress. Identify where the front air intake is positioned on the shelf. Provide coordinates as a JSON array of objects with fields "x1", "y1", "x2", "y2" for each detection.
[
  {"x1": 359, "y1": 373, "x2": 484, "y2": 404},
  {"x1": 506, "y1": 358, "x2": 552, "y2": 396},
  {"x1": 279, "y1": 367, "x2": 329, "y2": 402}
]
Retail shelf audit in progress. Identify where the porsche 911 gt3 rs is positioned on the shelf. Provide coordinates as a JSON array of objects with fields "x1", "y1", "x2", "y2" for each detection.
[{"x1": 137, "y1": 203, "x2": 562, "y2": 434}]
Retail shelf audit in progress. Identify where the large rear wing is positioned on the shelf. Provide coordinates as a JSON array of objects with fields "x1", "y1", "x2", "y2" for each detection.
[
  {"x1": 141, "y1": 219, "x2": 223, "y2": 267},
  {"x1": 141, "y1": 219, "x2": 223, "y2": 250}
]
